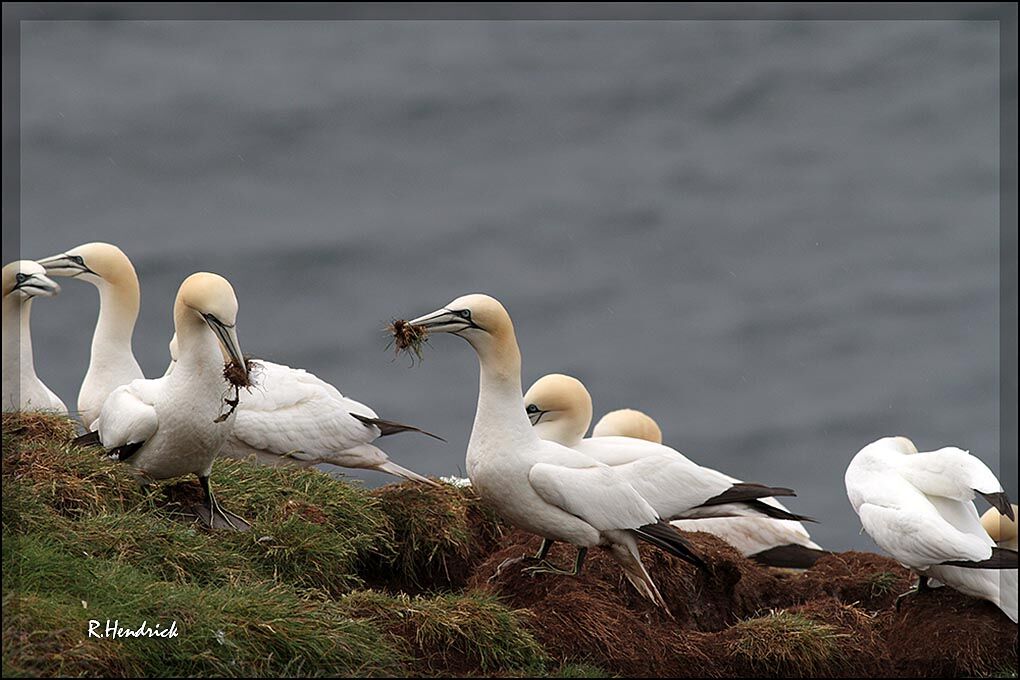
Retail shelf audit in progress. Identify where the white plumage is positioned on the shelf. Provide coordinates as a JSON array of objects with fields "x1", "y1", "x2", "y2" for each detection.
[
  {"x1": 406, "y1": 294, "x2": 706, "y2": 612},
  {"x1": 2, "y1": 261, "x2": 66, "y2": 414},
  {"x1": 525, "y1": 375, "x2": 821, "y2": 566},
  {"x1": 845, "y1": 436, "x2": 1017, "y2": 622}
]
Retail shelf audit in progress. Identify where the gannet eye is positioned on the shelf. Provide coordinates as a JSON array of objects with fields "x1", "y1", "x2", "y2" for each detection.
[
  {"x1": 457, "y1": 309, "x2": 471, "y2": 319},
  {"x1": 15, "y1": 273, "x2": 28, "y2": 285},
  {"x1": 526, "y1": 404, "x2": 540, "y2": 414},
  {"x1": 70, "y1": 255, "x2": 86, "y2": 266}
]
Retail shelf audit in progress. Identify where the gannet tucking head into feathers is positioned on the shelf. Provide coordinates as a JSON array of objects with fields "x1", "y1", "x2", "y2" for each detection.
[
  {"x1": 982, "y1": 505, "x2": 1019, "y2": 551},
  {"x1": 592, "y1": 408, "x2": 664, "y2": 445},
  {"x1": 2, "y1": 261, "x2": 66, "y2": 413}
]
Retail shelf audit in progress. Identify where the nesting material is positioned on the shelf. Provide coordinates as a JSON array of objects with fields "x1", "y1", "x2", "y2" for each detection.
[
  {"x1": 215, "y1": 357, "x2": 259, "y2": 423},
  {"x1": 387, "y1": 319, "x2": 429, "y2": 362}
]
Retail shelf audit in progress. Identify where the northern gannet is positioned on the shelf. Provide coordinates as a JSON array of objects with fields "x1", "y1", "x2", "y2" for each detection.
[
  {"x1": 2, "y1": 261, "x2": 66, "y2": 414},
  {"x1": 38, "y1": 243, "x2": 143, "y2": 428},
  {"x1": 74, "y1": 273, "x2": 251, "y2": 531},
  {"x1": 167, "y1": 334, "x2": 439, "y2": 485},
  {"x1": 525, "y1": 374, "x2": 824, "y2": 568},
  {"x1": 845, "y1": 436, "x2": 1018, "y2": 622},
  {"x1": 982, "y1": 505, "x2": 1019, "y2": 551},
  {"x1": 42, "y1": 242, "x2": 437, "y2": 485},
  {"x1": 405, "y1": 294, "x2": 706, "y2": 611}
]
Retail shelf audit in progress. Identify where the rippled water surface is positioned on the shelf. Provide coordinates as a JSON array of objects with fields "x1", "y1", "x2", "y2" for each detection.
[{"x1": 14, "y1": 18, "x2": 1005, "y2": 549}]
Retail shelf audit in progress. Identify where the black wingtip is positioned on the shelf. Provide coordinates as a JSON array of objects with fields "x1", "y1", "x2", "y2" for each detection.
[
  {"x1": 942, "y1": 547, "x2": 1019, "y2": 570},
  {"x1": 750, "y1": 544, "x2": 830, "y2": 569},
  {"x1": 700, "y1": 483, "x2": 797, "y2": 508},
  {"x1": 633, "y1": 521, "x2": 708, "y2": 571},
  {"x1": 744, "y1": 499, "x2": 817, "y2": 524},
  {"x1": 977, "y1": 490, "x2": 1015, "y2": 521},
  {"x1": 350, "y1": 413, "x2": 446, "y2": 442}
]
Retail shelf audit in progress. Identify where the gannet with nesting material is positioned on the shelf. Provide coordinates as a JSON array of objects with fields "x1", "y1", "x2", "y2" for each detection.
[
  {"x1": 982, "y1": 505, "x2": 1019, "y2": 551},
  {"x1": 167, "y1": 334, "x2": 439, "y2": 485},
  {"x1": 2, "y1": 261, "x2": 66, "y2": 414},
  {"x1": 405, "y1": 294, "x2": 706, "y2": 611},
  {"x1": 37, "y1": 243, "x2": 143, "y2": 428},
  {"x1": 845, "y1": 436, "x2": 1018, "y2": 622},
  {"x1": 42, "y1": 242, "x2": 438, "y2": 486},
  {"x1": 525, "y1": 375, "x2": 823, "y2": 568},
  {"x1": 74, "y1": 273, "x2": 251, "y2": 531}
]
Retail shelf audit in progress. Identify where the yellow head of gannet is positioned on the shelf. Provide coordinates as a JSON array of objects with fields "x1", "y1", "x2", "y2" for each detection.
[
  {"x1": 2, "y1": 260, "x2": 61, "y2": 300},
  {"x1": 37, "y1": 242, "x2": 138, "y2": 290},
  {"x1": 592, "y1": 408, "x2": 664, "y2": 444},
  {"x1": 174, "y1": 272, "x2": 247, "y2": 378},
  {"x1": 523, "y1": 373, "x2": 593, "y2": 447},
  {"x1": 408, "y1": 294, "x2": 520, "y2": 372},
  {"x1": 981, "y1": 505, "x2": 1019, "y2": 545}
]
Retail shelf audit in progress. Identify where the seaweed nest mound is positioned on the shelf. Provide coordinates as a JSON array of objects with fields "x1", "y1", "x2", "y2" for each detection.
[{"x1": 3, "y1": 413, "x2": 1017, "y2": 678}]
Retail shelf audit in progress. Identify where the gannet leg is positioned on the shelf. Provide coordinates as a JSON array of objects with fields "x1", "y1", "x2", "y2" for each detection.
[
  {"x1": 490, "y1": 538, "x2": 556, "y2": 581},
  {"x1": 523, "y1": 547, "x2": 588, "y2": 577},
  {"x1": 196, "y1": 475, "x2": 251, "y2": 532},
  {"x1": 895, "y1": 574, "x2": 930, "y2": 610}
]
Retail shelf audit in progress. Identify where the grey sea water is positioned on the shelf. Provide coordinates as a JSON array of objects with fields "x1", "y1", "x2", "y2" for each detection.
[{"x1": 12, "y1": 18, "x2": 1006, "y2": 550}]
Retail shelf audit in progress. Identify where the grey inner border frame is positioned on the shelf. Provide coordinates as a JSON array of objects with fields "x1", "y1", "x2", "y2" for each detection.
[{"x1": 2, "y1": 2, "x2": 1016, "y2": 490}]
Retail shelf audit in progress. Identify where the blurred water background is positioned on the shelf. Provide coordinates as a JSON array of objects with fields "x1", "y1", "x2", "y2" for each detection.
[{"x1": 12, "y1": 15, "x2": 1006, "y2": 550}]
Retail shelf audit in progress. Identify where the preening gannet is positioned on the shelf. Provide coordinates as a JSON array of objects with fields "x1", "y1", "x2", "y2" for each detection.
[
  {"x1": 74, "y1": 273, "x2": 251, "y2": 531},
  {"x1": 2, "y1": 261, "x2": 66, "y2": 414},
  {"x1": 525, "y1": 375, "x2": 823, "y2": 568},
  {"x1": 167, "y1": 334, "x2": 439, "y2": 485},
  {"x1": 845, "y1": 436, "x2": 1018, "y2": 622},
  {"x1": 405, "y1": 294, "x2": 707, "y2": 612},
  {"x1": 982, "y1": 505, "x2": 1019, "y2": 551},
  {"x1": 38, "y1": 243, "x2": 143, "y2": 428}
]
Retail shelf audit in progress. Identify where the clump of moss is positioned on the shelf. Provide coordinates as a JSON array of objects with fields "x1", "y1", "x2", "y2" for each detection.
[
  {"x1": 365, "y1": 482, "x2": 505, "y2": 591},
  {"x1": 728, "y1": 610, "x2": 847, "y2": 677},
  {"x1": 341, "y1": 590, "x2": 546, "y2": 675},
  {"x1": 387, "y1": 319, "x2": 428, "y2": 363}
]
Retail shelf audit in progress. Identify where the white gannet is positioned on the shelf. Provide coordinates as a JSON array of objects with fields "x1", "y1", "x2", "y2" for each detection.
[
  {"x1": 42, "y1": 243, "x2": 438, "y2": 485},
  {"x1": 2, "y1": 261, "x2": 66, "y2": 414},
  {"x1": 74, "y1": 273, "x2": 251, "y2": 530},
  {"x1": 525, "y1": 375, "x2": 823, "y2": 568},
  {"x1": 166, "y1": 334, "x2": 439, "y2": 485},
  {"x1": 982, "y1": 505, "x2": 1019, "y2": 551},
  {"x1": 405, "y1": 294, "x2": 706, "y2": 612},
  {"x1": 845, "y1": 436, "x2": 1018, "y2": 622},
  {"x1": 37, "y1": 243, "x2": 143, "y2": 428}
]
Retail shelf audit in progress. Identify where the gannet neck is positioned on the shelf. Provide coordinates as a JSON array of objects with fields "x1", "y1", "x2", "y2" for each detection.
[
  {"x1": 2, "y1": 294, "x2": 35, "y2": 382},
  {"x1": 90, "y1": 272, "x2": 140, "y2": 359}
]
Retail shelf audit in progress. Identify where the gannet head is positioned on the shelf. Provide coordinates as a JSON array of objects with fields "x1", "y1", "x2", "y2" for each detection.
[
  {"x1": 523, "y1": 374, "x2": 593, "y2": 446},
  {"x1": 3, "y1": 260, "x2": 61, "y2": 301},
  {"x1": 174, "y1": 272, "x2": 246, "y2": 378},
  {"x1": 887, "y1": 436, "x2": 919, "y2": 455},
  {"x1": 592, "y1": 408, "x2": 663, "y2": 444},
  {"x1": 408, "y1": 293, "x2": 516, "y2": 356},
  {"x1": 981, "y1": 505, "x2": 1019, "y2": 544},
  {"x1": 37, "y1": 242, "x2": 136, "y2": 289}
]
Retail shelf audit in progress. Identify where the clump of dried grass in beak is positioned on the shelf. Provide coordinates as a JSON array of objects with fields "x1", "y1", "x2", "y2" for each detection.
[
  {"x1": 214, "y1": 357, "x2": 260, "y2": 423},
  {"x1": 387, "y1": 319, "x2": 429, "y2": 363}
]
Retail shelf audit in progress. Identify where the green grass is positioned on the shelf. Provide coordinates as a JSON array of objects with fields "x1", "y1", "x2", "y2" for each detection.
[
  {"x1": 728, "y1": 610, "x2": 849, "y2": 678},
  {"x1": 0, "y1": 412, "x2": 543, "y2": 677}
]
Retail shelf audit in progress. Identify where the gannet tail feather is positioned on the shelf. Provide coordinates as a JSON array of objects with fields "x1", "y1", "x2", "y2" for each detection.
[
  {"x1": 374, "y1": 460, "x2": 441, "y2": 487},
  {"x1": 631, "y1": 521, "x2": 707, "y2": 570},
  {"x1": 750, "y1": 544, "x2": 831, "y2": 569},
  {"x1": 700, "y1": 482, "x2": 796, "y2": 506},
  {"x1": 349, "y1": 413, "x2": 446, "y2": 441},
  {"x1": 941, "y1": 547, "x2": 1019, "y2": 569},
  {"x1": 741, "y1": 498, "x2": 817, "y2": 523}
]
